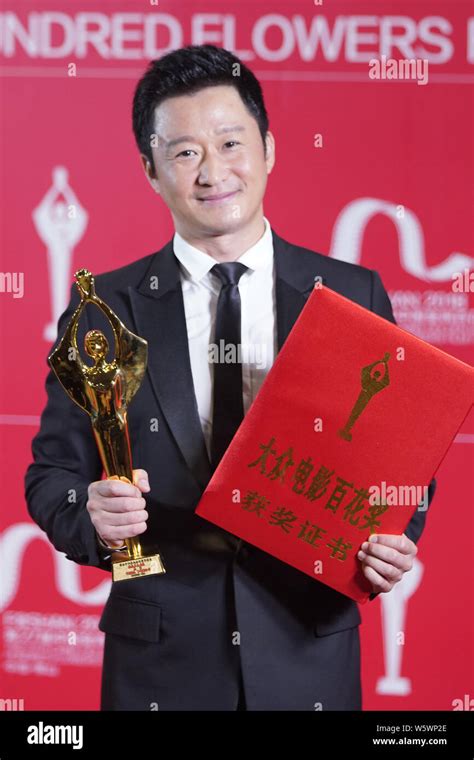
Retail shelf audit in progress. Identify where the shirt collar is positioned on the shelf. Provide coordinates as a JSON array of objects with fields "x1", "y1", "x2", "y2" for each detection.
[{"x1": 173, "y1": 216, "x2": 273, "y2": 282}]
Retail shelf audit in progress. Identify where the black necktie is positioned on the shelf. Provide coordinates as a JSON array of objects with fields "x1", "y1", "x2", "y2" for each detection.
[{"x1": 210, "y1": 262, "x2": 248, "y2": 470}]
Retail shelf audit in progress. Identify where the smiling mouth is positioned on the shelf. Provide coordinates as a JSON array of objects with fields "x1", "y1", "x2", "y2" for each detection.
[{"x1": 197, "y1": 190, "x2": 240, "y2": 203}]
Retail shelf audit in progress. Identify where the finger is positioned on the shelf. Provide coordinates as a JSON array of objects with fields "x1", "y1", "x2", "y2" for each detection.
[
  {"x1": 358, "y1": 552, "x2": 404, "y2": 583},
  {"x1": 95, "y1": 479, "x2": 141, "y2": 499},
  {"x1": 361, "y1": 564, "x2": 393, "y2": 593},
  {"x1": 98, "y1": 496, "x2": 147, "y2": 514},
  {"x1": 359, "y1": 541, "x2": 413, "y2": 572},
  {"x1": 133, "y1": 469, "x2": 150, "y2": 492},
  {"x1": 99, "y1": 509, "x2": 149, "y2": 527},
  {"x1": 365, "y1": 533, "x2": 417, "y2": 556},
  {"x1": 100, "y1": 522, "x2": 148, "y2": 542}
]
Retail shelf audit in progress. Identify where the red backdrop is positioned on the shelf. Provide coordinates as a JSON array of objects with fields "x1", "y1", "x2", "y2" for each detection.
[{"x1": 1, "y1": 0, "x2": 473, "y2": 710}]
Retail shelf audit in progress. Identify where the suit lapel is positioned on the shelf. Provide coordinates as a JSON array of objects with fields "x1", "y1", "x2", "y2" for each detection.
[
  {"x1": 273, "y1": 229, "x2": 317, "y2": 350},
  {"x1": 127, "y1": 229, "x2": 319, "y2": 491},
  {"x1": 128, "y1": 240, "x2": 213, "y2": 489}
]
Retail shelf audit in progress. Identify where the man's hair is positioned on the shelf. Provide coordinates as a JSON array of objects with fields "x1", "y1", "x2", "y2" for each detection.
[{"x1": 132, "y1": 44, "x2": 269, "y2": 176}]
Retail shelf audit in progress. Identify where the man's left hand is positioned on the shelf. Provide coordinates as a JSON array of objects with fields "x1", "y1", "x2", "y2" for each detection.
[{"x1": 358, "y1": 533, "x2": 417, "y2": 594}]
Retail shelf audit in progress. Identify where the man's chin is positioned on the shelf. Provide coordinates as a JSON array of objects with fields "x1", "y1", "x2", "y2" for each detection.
[{"x1": 195, "y1": 212, "x2": 245, "y2": 236}]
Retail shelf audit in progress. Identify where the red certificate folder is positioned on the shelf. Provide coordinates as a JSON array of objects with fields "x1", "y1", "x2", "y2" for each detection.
[{"x1": 196, "y1": 285, "x2": 474, "y2": 602}]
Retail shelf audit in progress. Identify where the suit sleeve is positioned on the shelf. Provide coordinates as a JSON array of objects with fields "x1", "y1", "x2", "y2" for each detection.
[
  {"x1": 24, "y1": 285, "x2": 112, "y2": 572},
  {"x1": 368, "y1": 270, "x2": 437, "y2": 599}
]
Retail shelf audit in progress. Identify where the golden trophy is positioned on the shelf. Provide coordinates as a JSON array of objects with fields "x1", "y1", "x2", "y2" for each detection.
[{"x1": 48, "y1": 268, "x2": 166, "y2": 582}]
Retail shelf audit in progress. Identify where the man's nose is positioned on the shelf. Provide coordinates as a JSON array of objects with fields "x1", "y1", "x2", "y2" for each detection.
[{"x1": 197, "y1": 151, "x2": 228, "y2": 185}]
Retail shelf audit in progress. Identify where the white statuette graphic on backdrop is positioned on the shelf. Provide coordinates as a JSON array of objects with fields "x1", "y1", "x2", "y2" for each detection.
[
  {"x1": 376, "y1": 556, "x2": 424, "y2": 696},
  {"x1": 33, "y1": 167, "x2": 88, "y2": 341}
]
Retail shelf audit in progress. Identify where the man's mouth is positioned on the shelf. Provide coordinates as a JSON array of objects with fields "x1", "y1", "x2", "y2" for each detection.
[{"x1": 197, "y1": 190, "x2": 240, "y2": 204}]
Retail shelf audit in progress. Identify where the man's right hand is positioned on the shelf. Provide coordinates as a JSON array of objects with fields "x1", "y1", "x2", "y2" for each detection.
[{"x1": 86, "y1": 469, "x2": 150, "y2": 549}]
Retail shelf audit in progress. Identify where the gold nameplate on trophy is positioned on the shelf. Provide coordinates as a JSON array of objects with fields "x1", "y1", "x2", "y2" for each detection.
[
  {"x1": 110, "y1": 544, "x2": 166, "y2": 582},
  {"x1": 48, "y1": 268, "x2": 166, "y2": 582}
]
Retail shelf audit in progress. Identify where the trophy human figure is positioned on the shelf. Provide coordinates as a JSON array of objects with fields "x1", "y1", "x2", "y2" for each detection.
[
  {"x1": 339, "y1": 352, "x2": 391, "y2": 441},
  {"x1": 48, "y1": 268, "x2": 165, "y2": 581}
]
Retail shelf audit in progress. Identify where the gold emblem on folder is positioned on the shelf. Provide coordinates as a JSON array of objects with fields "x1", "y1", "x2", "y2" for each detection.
[{"x1": 339, "y1": 353, "x2": 391, "y2": 442}]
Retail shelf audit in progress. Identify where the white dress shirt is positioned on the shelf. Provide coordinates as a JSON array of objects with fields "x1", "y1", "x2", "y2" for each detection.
[{"x1": 172, "y1": 216, "x2": 276, "y2": 460}]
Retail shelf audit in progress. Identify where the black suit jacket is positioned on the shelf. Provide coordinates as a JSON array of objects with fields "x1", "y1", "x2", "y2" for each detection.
[{"x1": 25, "y1": 228, "x2": 435, "y2": 710}]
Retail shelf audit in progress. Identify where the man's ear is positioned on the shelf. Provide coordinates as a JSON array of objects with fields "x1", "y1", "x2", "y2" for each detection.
[
  {"x1": 264, "y1": 131, "x2": 276, "y2": 175},
  {"x1": 140, "y1": 154, "x2": 160, "y2": 194}
]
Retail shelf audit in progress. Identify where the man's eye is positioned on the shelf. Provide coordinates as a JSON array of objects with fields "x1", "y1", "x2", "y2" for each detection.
[
  {"x1": 176, "y1": 150, "x2": 196, "y2": 158},
  {"x1": 224, "y1": 141, "x2": 241, "y2": 148}
]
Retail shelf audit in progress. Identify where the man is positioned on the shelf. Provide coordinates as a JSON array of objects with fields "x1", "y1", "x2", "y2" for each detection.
[{"x1": 25, "y1": 44, "x2": 435, "y2": 711}]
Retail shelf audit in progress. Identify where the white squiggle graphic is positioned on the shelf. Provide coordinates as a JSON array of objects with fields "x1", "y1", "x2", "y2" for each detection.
[
  {"x1": 330, "y1": 198, "x2": 474, "y2": 282},
  {"x1": 0, "y1": 523, "x2": 110, "y2": 613}
]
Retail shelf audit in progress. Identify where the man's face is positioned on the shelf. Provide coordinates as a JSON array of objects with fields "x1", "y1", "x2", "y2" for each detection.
[{"x1": 142, "y1": 85, "x2": 275, "y2": 238}]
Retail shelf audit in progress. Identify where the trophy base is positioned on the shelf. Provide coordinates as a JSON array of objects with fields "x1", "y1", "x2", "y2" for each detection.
[{"x1": 112, "y1": 553, "x2": 166, "y2": 582}]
